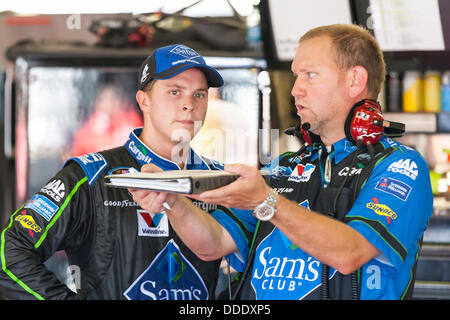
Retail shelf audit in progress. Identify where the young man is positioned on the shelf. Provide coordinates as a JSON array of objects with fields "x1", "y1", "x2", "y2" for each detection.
[
  {"x1": 0, "y1": 44, "x2": 226, "y2": 300},
  {"x1": 130, "y1": 25, "x2": 433, "y2": 300}
]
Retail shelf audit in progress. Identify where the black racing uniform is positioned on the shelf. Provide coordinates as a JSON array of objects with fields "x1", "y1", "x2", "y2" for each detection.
[{"x1": 0, "y1": 128, "x2": 224, "y2": 300}]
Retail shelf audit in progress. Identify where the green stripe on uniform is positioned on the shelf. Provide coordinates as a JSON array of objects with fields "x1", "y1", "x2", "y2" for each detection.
[
  {"x1": 1, "y1": 176, "x2": 87, "y2": 299},
  {"x1": 1, "y1": 205, "x2": 44, "y2": 300},
  {"x1": 345, "y1": 215, "x2": 407, "y2": 262},
  {"x1": 214, "y1": 208, "x2": 251, "y2": 246},
  {"x1": 34, "y1": 176, "x2": 87, "y2": 249}
]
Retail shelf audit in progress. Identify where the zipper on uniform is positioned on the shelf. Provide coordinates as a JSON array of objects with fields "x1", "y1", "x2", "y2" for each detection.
[
  {"x1": 324, "y1": 153, "x2": 332, "y2": 186},
  {"x1": 318, "y1": 147, "x2": 333, "y2": 188}
]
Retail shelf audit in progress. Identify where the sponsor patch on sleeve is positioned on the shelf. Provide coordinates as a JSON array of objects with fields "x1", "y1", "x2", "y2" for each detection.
[
  {"x1": 387, "y1": 158, "x2": 418, "y2": 180},
  {"x1": 24, "y1": 194, "x2": 60, "y2": 221},
  {"x1": 366, "y1": 197, "x2": 397, "y2": 224},
  {"x1": 15, "y1": 210, "x2": 42, "y2": 237},
  {"x1": 375, "y1": 177, "x2": 412, "y2": 201}
]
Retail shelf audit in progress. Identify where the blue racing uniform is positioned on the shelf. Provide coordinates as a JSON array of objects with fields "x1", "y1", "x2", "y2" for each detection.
[{"x1": 212, "y1": 136, "x2": 433, "y2": 300}]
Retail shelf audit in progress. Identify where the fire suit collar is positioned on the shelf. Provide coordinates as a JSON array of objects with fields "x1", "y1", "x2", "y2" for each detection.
[{"x1": 125, "y1": 128, "x2": 212, "y2": 171}]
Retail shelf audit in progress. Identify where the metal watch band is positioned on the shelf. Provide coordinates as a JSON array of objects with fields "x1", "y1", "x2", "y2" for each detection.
[
  {"x1": 265, "y1": 188, "x2": 278, "y2": 207},
  {"x1": 252, "y1": 188, "x2": 278, "y2": 221}
]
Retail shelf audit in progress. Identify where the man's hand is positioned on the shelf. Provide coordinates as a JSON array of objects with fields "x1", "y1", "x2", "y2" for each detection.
[
  {"x1": 189, "y1": 164, "x2": 270, "y2": 210},
  {"x1": 128, "y1": 165, "x2": 238, "y2": 261},
  {"x1": 128, "y1": 164, "x2": 180, "y2": 213}
]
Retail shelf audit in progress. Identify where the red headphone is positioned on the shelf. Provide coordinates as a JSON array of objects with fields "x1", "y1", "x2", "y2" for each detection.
[{"x1": 285, "y1": 99, "x2": 405, "y2": 147}]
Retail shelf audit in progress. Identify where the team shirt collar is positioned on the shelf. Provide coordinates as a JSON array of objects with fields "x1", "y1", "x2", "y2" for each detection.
[
  {"x1": 308, "y1": 135, "x2": 391, "y2": 164},
  {"x1": 331, "y1": 137, "x2": 357, "y2": 164},
  {"x1": 124, "y1": 128, "x2": 211, "y2": 171}
]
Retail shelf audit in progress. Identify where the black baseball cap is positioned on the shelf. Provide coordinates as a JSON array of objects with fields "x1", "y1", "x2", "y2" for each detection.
[{"x1": 138, "y1": 44, "x2": 224, "y2": 90}]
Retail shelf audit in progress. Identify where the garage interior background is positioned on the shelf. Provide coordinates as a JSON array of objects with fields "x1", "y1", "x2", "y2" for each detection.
[{"x1": 0, "y1": 0, "x2": 449, "y2": 299}]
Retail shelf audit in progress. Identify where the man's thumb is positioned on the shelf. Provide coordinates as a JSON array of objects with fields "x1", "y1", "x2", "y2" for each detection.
[
  {"x1": 224, "y1": 164, "x2": 250, "y2": 175},
  {"x1": 141, "y1": 163, "x2": 163, "y2": 173}
]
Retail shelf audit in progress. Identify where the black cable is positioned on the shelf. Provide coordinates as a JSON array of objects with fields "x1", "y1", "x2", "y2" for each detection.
[
  {"x1": 321, "y1": 264, "x2": 330, "y2": 300},
  {"x1": 226, "y1": 256, "x2": 232, "y2": 300},
  {"x1": 348, "y1": 141, "x2": 384, "y2": 300},
  {"x1": 323, "y1": 139, "x2": 362, "y2": 300},
  {"x1": 231, "y1": 221, "x2": 261, "y2": 300},
  {"x1": 351, "y1": 271, "x2": 360, "y2": 300},
  {"x1": 332, "y1": 139, "x2": 363, "y2": 214},
  {"x1": 316, "y1": 144, "x2": 331, "y2": 300}
]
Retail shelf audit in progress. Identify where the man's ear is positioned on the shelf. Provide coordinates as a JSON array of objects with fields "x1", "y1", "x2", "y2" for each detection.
[
  {"x1": 347, "y1": 66, "x2": 368, "y2": 98},
  {"x1": 136, "y1": 90, "x2": 150, "y2": 113}
]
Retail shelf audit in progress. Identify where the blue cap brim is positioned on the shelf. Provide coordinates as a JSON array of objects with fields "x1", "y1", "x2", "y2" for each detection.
[{"x1": 153, "y1": 63, "x2": 224, "y2": 88}]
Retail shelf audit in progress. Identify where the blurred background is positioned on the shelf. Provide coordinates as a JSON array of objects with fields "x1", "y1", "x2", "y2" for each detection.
[{"x1": 0, "y1": 0, "x2": 449, "y2": 299}]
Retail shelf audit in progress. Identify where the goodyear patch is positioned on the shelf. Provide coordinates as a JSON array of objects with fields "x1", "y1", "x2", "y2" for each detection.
[
  {"x1": 25, "y1": 194, "x2": 59, "y2": 221},
  {"x1": 366, "y1": 197, "x2": 397, "y2": 224}
]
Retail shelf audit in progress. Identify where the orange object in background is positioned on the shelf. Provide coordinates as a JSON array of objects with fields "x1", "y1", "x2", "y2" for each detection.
[
  {"x1": 69, "y1": 86, "x2": 143, "y2": 157},
  {"x1": 4, "y1": 15, "x2": 52, "y2": 26}
]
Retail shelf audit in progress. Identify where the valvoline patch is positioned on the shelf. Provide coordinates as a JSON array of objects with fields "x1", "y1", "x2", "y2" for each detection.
[
  {"x1": 123, "y1": 240, "x2": 208, "y2": 300},
  {"x1": 251, "y1": 228, "x2": 335, "y2": 299},
  {"x1": 288, "y1": 163, "x2": 315, "y2": 182}
]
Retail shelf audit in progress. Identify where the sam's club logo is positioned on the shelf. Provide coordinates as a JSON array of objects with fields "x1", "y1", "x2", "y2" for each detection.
[
  {"x1": 123, "y1": 240, "x2": 208, "y2": 300},
  {"x1": 251, "y1": 229, "x2": 335, "y2": 300}
]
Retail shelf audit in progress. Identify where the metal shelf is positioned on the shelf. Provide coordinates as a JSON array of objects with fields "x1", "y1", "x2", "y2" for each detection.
[
  {"x1": 413, "y1": 281, "x2": 450, "y2": 300},
  {"x1": 384, "y1": 112, "x2": 450, "y2": 133}
]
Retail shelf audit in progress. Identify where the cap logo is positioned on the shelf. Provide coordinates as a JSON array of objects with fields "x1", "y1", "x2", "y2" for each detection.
[
  {"x1": 170, "y1": 45, "x2": 200, "y2": 59},
  {"x1": 170, "y1": 45, "x2": 202, "y2": 66},
  {"x1": 140, "y1": 64, "x2": 149, "y2": 84}
]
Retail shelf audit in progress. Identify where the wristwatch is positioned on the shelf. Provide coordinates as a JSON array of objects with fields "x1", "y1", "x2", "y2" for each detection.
[{"x1": 253, "y1": 188, "x2": 278, "y2": 221}]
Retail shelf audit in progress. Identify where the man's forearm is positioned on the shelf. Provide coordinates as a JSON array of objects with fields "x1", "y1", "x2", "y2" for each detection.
[
  {"x1": 167, "y1": 196, "x2": 237, "y2": 261},
  {"x1": 271, "y1": 195, "x2": 380, "y2": 274}
]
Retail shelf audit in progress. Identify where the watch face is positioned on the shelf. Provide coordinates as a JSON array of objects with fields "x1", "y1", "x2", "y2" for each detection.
[{"x1": 255, "y1": 204, "x2": 275, "y2": 221}]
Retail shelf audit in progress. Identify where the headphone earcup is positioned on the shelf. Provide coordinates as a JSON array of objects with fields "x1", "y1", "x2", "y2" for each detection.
[{"x1": 345, "y1": 99, "x2": 384, "y2": 147}]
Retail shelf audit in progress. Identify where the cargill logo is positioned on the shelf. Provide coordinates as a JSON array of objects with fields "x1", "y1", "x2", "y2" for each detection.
[{"x1": 128, "y1": 141, "x2": 152, "y2": 164}]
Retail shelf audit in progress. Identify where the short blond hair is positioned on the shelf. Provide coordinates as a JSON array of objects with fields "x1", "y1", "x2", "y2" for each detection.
[{"x1": 300, "y1": 24, "x2": 386, "y2": 99}]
